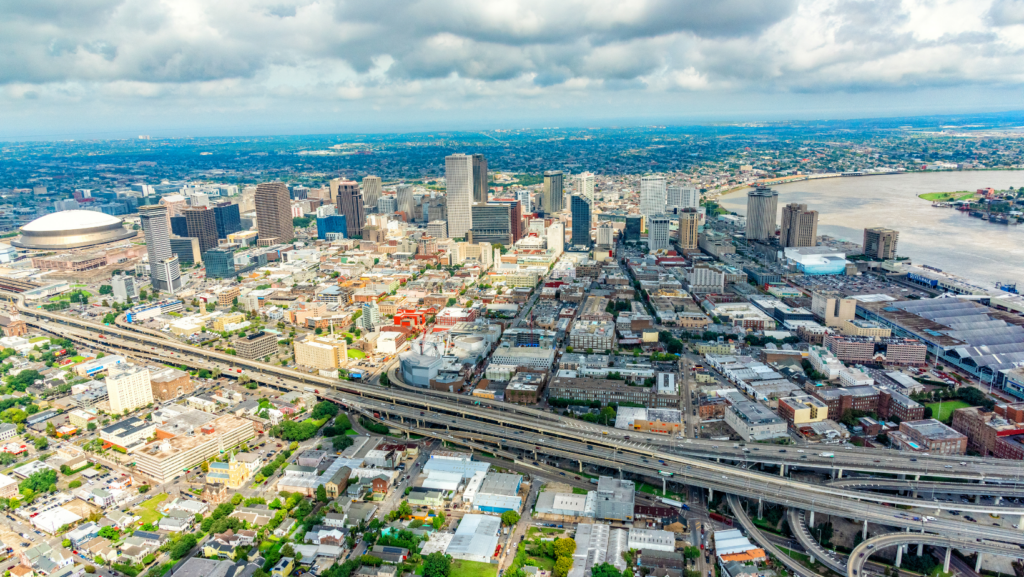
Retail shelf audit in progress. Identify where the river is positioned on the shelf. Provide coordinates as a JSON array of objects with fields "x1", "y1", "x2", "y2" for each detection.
[{"x1": 715, "y1": 171, "x2": 1024, "y2": 286}]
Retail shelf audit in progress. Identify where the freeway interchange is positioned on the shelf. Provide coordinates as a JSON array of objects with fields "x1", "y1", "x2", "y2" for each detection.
[{"x1": 12, "y1": 295, "x2": 1024, "y2": 560}]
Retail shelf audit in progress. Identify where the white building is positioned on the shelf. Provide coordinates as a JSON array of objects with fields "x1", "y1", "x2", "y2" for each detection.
[
  {"x1": 639, "y1": 175, "x2": 667, "y2": 221},
  {"x1": 648, "y1": 215, "x2": 671, "y2": 252},
  {"x1": 839, "y1": 367, "x2": 874, "y2": 387},
  {"x1": 627, "y1": 528, "x2": 675, "y2": 553},
  {"x1": 106, "y1": 365, "x2": 154, "y2": 414},
  {"x1": 808, "y1": 346, "x2": 844, "y2": 380},
  {"x1": 687, "y1": 264, "x2": 725, "y2": 293},
  {"x1": 111, "y1": 274, "x2": 137, "y2": 303},
  {"x1": 576, "y1": 172, "x2": 595, "y2": 206},
  {"x1": 446, "y1": 154, "x2": 473, "y2": 238},
  {"x1": 362, "y1": 302, "x2": 382, "y2": 332},
  {"x1": 396, "y1": 184, "x2": 414, "y2": 217},
  {"x1": 668, "y1": 186, "x2": 700, "y2": 210},
  {"x1": 517, "y1": 189, "x2": 532, "y2": 213},
  {"x1": 546, "y1": 222, "x2": 564, "y2": 257}
]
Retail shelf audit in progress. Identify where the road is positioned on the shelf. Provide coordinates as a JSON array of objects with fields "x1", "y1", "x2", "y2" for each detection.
[{"x1": 15, "y1": 296, "x2": 1024, "y2": 547}]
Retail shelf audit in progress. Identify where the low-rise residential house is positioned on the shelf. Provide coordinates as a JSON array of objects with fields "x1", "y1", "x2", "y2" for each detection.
[
  {"x1": 204, "y1": 542, "x2": 235, "y2": 559},
  {"x1": 66, "y1": 522, "x2": 99, "y2": 549},
  {"x1": 274, "y1": 518, "x2": 296, "y2": 538},
  {"x1": 271, "y1": 557, "x2": 295, "y2": 577},
  {"x1": 368, "y1": 546, "x2": 408, "y2": 564},
  {"x1": 158, "y1": 509, "x2": 194, "y2": 532}
]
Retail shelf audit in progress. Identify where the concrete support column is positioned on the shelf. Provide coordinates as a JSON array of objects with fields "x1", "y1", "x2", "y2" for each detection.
[
  {"x1": 915, "y1": 474, "x2": 920, "y2": 481},
  {"x1": 943, "y1": 548, "x2": 951, "y2": 573},
  {"x1": 862, "y1": 519, "x2": 868, "y2": 540},
  {"x1": 975, "y1": 494, "x2": 981, "y2": 504},
  {"x1": 837, "y1": 468, "x2": 843, "y2": 479},
  {"x1": 995, "y1": 496, "x2": 1002, "y2": 505},
  {"x1": 662, "y1": 477, "x2": 667, "y2": 494},
  {"x1": 898, "y1": 473, "x2": 906, "y2": 480},
  {"x1": 912, "y1": 490, "x2": 918, "y2": 498},
  {"x1": 709, "y1": 487, "x2": 714, "y2": 502},
  {"x1": 918, "y1": 529, "x2": 924, "y2": 556},
  {"x1": 757, "y1": 499, "x2": 763, "y2": 519},
  {"x1": 1019, "y1": 514, "x2": 1024, "y2": 530},
  {"x1": 578, "y1": 460, "x2": 583, "y2": 472},
  {"x1": 895, "y1": 545, "x2": 903, "y2": 568},
  {"x1": 975, "y1": 553, "x2": 983, "y2": 573},
  {"x1": 779, "y1": 464, "x2": 786, "y2": 476},
  {"x1": 809, "y1": 511, "x2": 815, "y2": 526}
]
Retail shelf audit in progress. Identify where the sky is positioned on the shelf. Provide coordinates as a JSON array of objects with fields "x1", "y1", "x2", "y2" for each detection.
[{"x1": 3, "y1": 0, "x2": 1024, "y2": 140}]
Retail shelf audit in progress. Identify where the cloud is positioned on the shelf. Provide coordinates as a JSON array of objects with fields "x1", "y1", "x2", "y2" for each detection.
[{"x1": 0, "y1": 0, "x2": 1023, "y2": 136}]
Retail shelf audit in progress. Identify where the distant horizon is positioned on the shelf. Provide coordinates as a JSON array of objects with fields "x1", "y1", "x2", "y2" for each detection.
[{"x1": 5, "y1": 107, "x2": 1024, "y2": 143}]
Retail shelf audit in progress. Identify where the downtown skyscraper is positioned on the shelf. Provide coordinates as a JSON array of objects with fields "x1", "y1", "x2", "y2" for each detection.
[
  {"x1": 746, "y1": 186, "x2": 780, "y2": 241},
  {"x1": 542, "y1": 170, "x2": 564, "y2": 214},
  {"x1": 184, "y1": 206, "x2": 218, "y2": 254},
  {"x1": 780, "y1": 203, "x2": 819, "y2": 247},
  {"x1": 255, "y1": 182, "x2": 294, "y2": 245},
  {"x1": 446, "y1": 153, "x2": 473, "y2": 239},
  {"x1": 640, "y1": 175, "x2": 667, "y2": 221},
  {"x1": 335, "y1": 179, "x2": 365, "y2": 238},
  {"x1": 472, "y1": 154, "x2": 488, "y2": 203},
  {"x1": 138, "y1": 205, "x2": 181, "y2": 293},
  {"x1": 362, "y1": 175, "x2": 382, "y2": 209},
  {"x1": 570, "y1": 195, "x2": 592, "y2": 247}
]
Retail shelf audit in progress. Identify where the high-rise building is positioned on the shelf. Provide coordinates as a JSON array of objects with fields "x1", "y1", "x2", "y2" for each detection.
[
  {"x1": 446, "y1": 154, "x2": 473, "y2": 239},
  {"x1": 780, "y1": 203, "x2": 818, "y2": 248},
  {"x1": 624, "y1": 215, "x2": 643, "y2": 242},
  {"x1": 469, "y1": 203, "x2": 513, "y2": 246},
  {"x1": 106, "y1": 365, "x2": 154, "y2": 414},
  {"x1": 254, "y1": 182, "x2": 294, "y2": 245},
  {"x1": 204, "y1": 247, "x2": 236, "y2": 279},
  {"x1": 490, "y1": 198, "x2": 522, "y2": 242},
  {"x1": 427, "y1": 196, "x2": 447, "y2": 222},
  {"x1": 378, "y1": 196, "x2": 397, "y2": 214},
  {"x1": 428, "y1": 221, "x2": 449, "y2": 240},
  {"x1": 169, "y1": 216, "x2": 188, "y2": 237},
  {"x1": 362, "y1": 176, "x2": 382, "y2": 208},
  {"x1": 184, "y1": 206, "x2": 218, "y2": 254},
  {"x1": 678, "y1": 208, "x2": 699, "y2": 250},
  {"x1": 596, "y1": 223, "x2": 615, "y2": 249},
  {"x1": 648, "y1": 214, "x2": 672, "y2": 252},
  {"x1": 335, "y1": 179, "x2": 365, "y2": 238},
  {"x1": 547, "y1": 222, "x2": 564, "y2": 256},
  {"x1": 396, "y1": 184, "x2": 414, "y2": 218},
  {"x1": 361, "y1": 302, "x2": 382, "y2": 332},
  {"x1": 640, "y1": 175, "x2": 667, "y2": 221},
  {"x1": 576, "y1": 172, "x2": 595, "y2": 205},
  {"x1": 570, "y1": 195, "x2": 592, "y2": 247},
  {"x1": 317, "y1": 215, "x2": 347, "y2": 240},
  {"x1": 668, "y1": 186, "x2": 700, "y2": 210},
  {"x1": 745, "y1": 186, "x2": 779, "y2": 241},
  {"x1": 472, "y1": 154, "x2": 488, "y2": 204},
  {"x1": 517, "y1": 189, "x2": 532, "y2": 213},
  {"x1": 542, "y1": 171, "x2": 564, "y2": 214},
  {"x1": 138, "y1": 205, "x2": 181, "y2": 293},
  {"x1": 863, "y1": 228, "x2": 899, "y2": 259},
  {"x1": 169, "y1": 237, "x2": 202, "y2": 265},
  {"x1": 213, "y1": 202, "x2": 242, "y2": 239}
]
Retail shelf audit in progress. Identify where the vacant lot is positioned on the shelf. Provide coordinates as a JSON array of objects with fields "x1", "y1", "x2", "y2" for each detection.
[
  {"x1": 450, "y1": 560, "x2": 496, "y2": 577},
  {"x1": 134, "y1": 493, "x2": 168, "y2": 525}
]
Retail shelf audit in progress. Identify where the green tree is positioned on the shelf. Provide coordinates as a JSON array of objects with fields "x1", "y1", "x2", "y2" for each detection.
[
  {"x1": 501, "y1": 510, "x2": 520, "y2": 526},
  {"x1": 432, "y1": 511, "x2": 446, "y2": 530},
  {"x1": 591, "y1": 564, "x2": 622, "y2": 577},
  {"x1": 170, "y1": 534, "x2": 198, "y2": 559},
  {"x1": 682, "y1": 546, "x2": 700, "y2": 560},
  {"x1": 422, "y1": 552, "x2": 452, "y2": 577},
  {"x1": 553, "y1": 538, "x2": 577, "y2": 558},
  {"x1": 99, "y1": 285, "x2": 113, "y2": 295},
  {"x1": 554, "y1": 557, "x2": 573, "y2": 577},
  {"x1": 316, "y1": 484, "x2": 328, "y2": 502}
]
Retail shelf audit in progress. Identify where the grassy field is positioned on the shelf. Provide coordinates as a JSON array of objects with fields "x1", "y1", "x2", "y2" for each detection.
[
  {"x1": 776, "y1": 546, "x2": 811, "y2": 564},
  {"x1": 347, "y1": 349, "x2": 367, "y2": 359},
  {"x1": 927, "y1": 400, "x2": 971, "y2": 422},
  {"x1": 450, "y1": 560, "x2": 497, "y2": 577},
  {"x1": 572, "y1": 487, "x2": 588, "y2": 495},
  {"x1": 918, "y1": 191, "x2": 976, "y2": 202},
  {"x1": 134, "y1": 493, "x2": 168, "y2": 525}
]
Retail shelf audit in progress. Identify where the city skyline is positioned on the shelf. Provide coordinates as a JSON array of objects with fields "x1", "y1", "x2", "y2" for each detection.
[{"x1": 3, "y1": 0, "x2": 1024, "y2": 139}]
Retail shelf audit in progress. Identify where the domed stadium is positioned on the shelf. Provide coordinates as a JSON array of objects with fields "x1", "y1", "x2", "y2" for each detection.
[{"x1": 12, "y1": 210, "x2": 137, "y2": 250}]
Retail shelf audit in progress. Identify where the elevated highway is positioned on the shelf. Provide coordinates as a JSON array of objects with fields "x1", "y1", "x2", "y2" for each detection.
[
  {"x1": 787, "y1": 508, "x2": 849, "y2": 575},
  {"x1": 727, "y1": 494, "x2": 825, "y2": 577},
  {"x1": 17, "y1": 298, "x2": 1024, "y2": 481},
  {"x1": 846, "y1": 532, "x2": 1023, "y2": 577},
  {"x1": 17, "y1": 300, "x2": 1024, "y2": 543},
  {"x1": 830, "y1": 477, "x2": 1024, "y2": 499}
]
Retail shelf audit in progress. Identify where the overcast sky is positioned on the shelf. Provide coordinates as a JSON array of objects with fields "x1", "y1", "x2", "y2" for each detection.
[{"x1": 3, "y1": 0, "x2": 1024, "y2": 140}]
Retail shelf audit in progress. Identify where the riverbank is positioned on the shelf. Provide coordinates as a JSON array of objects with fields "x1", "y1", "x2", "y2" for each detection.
[{"x1": 918, "y1": 191, "x2": 976, "y2": 202}]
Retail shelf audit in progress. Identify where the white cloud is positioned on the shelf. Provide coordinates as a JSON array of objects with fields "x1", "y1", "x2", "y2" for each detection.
[{"x1": 1, "y1": 0, "x2": 1023, "y2": 137}]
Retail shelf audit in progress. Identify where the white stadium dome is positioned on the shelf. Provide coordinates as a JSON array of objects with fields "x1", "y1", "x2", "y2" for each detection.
[{"x1": 13, "y1": 210, "x2": 137, "y2": 250}]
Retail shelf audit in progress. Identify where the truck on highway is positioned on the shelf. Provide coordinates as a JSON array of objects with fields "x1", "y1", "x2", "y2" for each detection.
[{"x1": 819, "y1": 452, "x2": 835, "y2": 458}]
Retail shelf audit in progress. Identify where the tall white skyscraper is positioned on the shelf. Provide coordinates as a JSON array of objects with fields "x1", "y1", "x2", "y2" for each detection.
[
  {"x1": 446, "y1": 154, "x2": 473, "y2": 239},
  {"x1": 138, "y1": 205, "x2": 181, "y2": 293},
  {"x1": 362, "y1": 176, "x2": 382, "y2": 208},
  {"x1": 361, "y1": 302, "x2": 382, "y2": 331},
  {"x1": 668, "y1": 186, "x2": 700, "y2": 210},
  {"x1": 746, "y1": 186, "x2": 780, "y2": 241},
  {"x1": 517, "y1": 189, "x2": 532, "y2": 213},
  {"x1": 106, "y1": 365, "x2": 154, "y2": 414},
  {"x1": 640, "y1": 175, "x2": 667, "y2": 221},
  {"x1": 576, "y1": 172, "x2": 595, "y2": 203},
  {"x1": 648, "y1": 214, "x2": 672, "y2": 252}
]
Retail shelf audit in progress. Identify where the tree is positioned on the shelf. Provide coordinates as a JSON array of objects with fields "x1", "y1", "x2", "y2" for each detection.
[
  {"x1": 170, "y1": 534, "x2": 198, "y2": 559},
  {"x1": 316, "y1": 484, "x2": 328, "y2": 502},
  {"x1": 553, "y1": 538, "x2": 576, "y2": 559},
  {"x1": 554, "y1": 557, "x2": 574, "y2": 577},
  {"x1": 99, "y1": 285, "x2": 113, "y2": 295},
  {"x1": 432, "y1": 511, "x2": 446, "y2": 530},
  {"x1": 87, "y1": 422, "x2": 97, "y2": 431},
  {"x1": 422, "y1": 552, "x2": 452, "y2": 577},
  {"x1": 396, "y1": 500, "x2": 412, "y2": 519},
  {"x1": 501, "y1": 510, "x2": 520, "y2": 526},
  {"x1": 682, "y1": 546, "x2": 700, "y2": 560},
  {"x1": 591, "y1": 564, "x2": 622, "y2": 577},
  {"x1": 138, "y1": 484, "x2": 151, "y2": 493}
]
